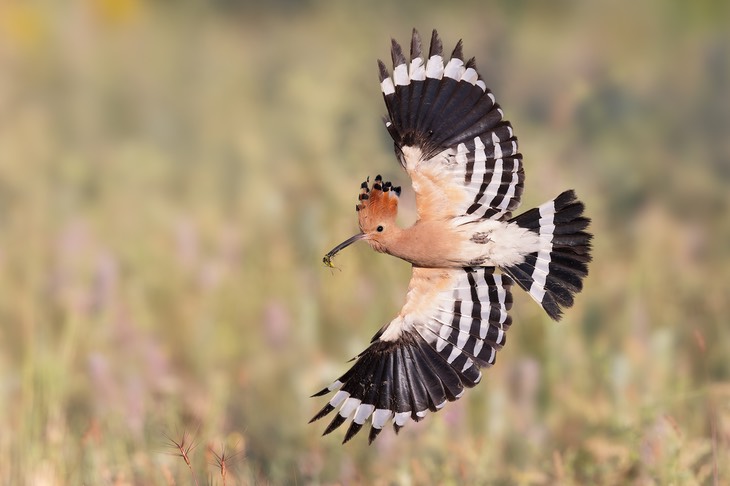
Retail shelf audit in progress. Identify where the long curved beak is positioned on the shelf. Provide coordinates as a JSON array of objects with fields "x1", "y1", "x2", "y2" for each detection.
[{"x1": 323, "y1": 233, "x2": 365, "y2": 267}]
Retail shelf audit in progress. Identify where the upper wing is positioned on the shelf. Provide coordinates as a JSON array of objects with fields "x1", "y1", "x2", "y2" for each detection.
[
  {"x1": 379, "y1": 29, "x2": 524, "y2": 222},
  {"x1": 310, "y1": 266, "x2": 514, "y2": 444}
]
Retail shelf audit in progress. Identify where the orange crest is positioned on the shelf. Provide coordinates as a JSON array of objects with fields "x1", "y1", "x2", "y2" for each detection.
[{"x1": 356, "y1": 175, "x2": 400, "y2": 230}]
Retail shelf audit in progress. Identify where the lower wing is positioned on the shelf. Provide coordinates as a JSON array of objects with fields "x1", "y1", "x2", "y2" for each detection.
[{"x1": 310, "y1": 266, "x2": 514, "y2": 444}]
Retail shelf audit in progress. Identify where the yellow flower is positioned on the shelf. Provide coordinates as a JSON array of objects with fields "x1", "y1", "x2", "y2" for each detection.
[
  {"x1": 0, "y1": 3, "x2": 46, "y2": 49},
  {"x1": 90, "y1": 0, "x2": 141, "y2": 25}
]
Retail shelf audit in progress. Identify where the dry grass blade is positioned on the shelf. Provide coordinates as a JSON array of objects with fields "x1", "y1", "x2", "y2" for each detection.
[
  {"x1": 209, "y1": 442, "x2": 245, "y2": 486},
  {"x1": 164, "y1": 430, "x2": 201, "y2": 486}
]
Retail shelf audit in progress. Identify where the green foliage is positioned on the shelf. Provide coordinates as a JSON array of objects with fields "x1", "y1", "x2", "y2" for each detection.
[{"x1": 0, "y1": 0, "x2": 728, "y2": 483}]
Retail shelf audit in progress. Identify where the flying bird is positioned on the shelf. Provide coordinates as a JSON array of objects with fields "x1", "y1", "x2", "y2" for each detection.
[{"x1": 311, "y1": 29, "x2": 592, "y2": 444}]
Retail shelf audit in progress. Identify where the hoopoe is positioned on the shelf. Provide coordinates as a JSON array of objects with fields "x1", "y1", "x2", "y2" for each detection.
[{"x1": 312, "y1": 29, "x2": 592, "y2": 444}]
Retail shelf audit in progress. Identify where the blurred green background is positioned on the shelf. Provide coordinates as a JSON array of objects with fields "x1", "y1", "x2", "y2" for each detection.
[{"x1": 0, "y1": 0, "x2": 728, "y2": 484}]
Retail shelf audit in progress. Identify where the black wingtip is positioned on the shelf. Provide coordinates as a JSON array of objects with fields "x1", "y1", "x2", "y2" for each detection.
[
  {"x1": 451, "y1": 39, "x2": 464, "y2": 60},
  {"x1": 311, "y1": 387, "x2": 331, "y2": 398},
  {"x1": 368, "y1": 426, "x2": 383, "y2": 445},
  {"x1": 377, "y1": 59, "x2": 389, "y2": 82},
  {"x1": 342, "y1": 422, "x2": 363, "y2": 444},
  {"x1": 410, "y1": 28, "x2": 422, "y2": 59},
  {"x1": 323, "y1": 413, "x2": 347, "y2": 436},
  {"x1": 428, "y1": 29, "x2": 442, "y2": 57},
  {"x1": 391, "y1": 38, "x2": 406, "y2": 67},
  {"x1": 309, "y1": 403, "x2": 335, "y2": 423}
]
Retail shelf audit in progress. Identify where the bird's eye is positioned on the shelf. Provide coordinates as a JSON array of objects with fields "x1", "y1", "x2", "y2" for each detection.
[{"x1": 376, "y1": 225, "x2": 384, "y2": 232}]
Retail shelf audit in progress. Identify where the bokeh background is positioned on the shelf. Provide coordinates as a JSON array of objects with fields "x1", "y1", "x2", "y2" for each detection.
[{"x1": 1, "y1": 0, "x2": 728, "y2": 484}]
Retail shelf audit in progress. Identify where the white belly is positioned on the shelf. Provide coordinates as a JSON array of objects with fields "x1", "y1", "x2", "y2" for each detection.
[{"x1": 455, "y1": 219, "x2": 545, "y2": 267}]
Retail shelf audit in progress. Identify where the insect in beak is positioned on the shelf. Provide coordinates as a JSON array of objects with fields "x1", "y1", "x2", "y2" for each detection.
[{"x1": 323, "y1": 233, "x2": 366, "y2": 267}]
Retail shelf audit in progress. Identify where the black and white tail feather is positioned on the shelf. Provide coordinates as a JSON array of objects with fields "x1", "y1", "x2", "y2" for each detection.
[
  {"x1": 312, "y1": 29, "x2": 592, "y2": 444},
  {"x1": 506, "y1": 190, "x2": 592, "y2": 320}
]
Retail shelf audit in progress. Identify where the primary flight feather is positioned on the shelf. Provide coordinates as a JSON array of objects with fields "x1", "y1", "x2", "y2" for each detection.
[{"x1": 312, "y1": 29, "x2": 592, "y2": 444}]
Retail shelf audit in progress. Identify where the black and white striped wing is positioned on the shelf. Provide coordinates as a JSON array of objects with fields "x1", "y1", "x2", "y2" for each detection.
[
  {"x1": 310, "y1": 267, "x2": 514, "y2": 444},
  {"x1": 379, "y1": 29, "x2": 524, "y2": 222}
]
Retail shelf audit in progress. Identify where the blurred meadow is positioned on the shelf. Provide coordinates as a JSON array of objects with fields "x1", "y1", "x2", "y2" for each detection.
[{"x1": 0, "y1": 0, "x2": 729, "y2": 484}]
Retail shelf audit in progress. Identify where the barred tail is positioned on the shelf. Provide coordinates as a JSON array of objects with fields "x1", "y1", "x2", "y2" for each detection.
[{"x1": 504, "y1": 190, "x2": 592, "y2": 320}]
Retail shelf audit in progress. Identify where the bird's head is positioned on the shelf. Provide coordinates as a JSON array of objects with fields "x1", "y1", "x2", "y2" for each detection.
[{"x1": 323, "y1": 175, "x2": 401, "y2": 266}]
